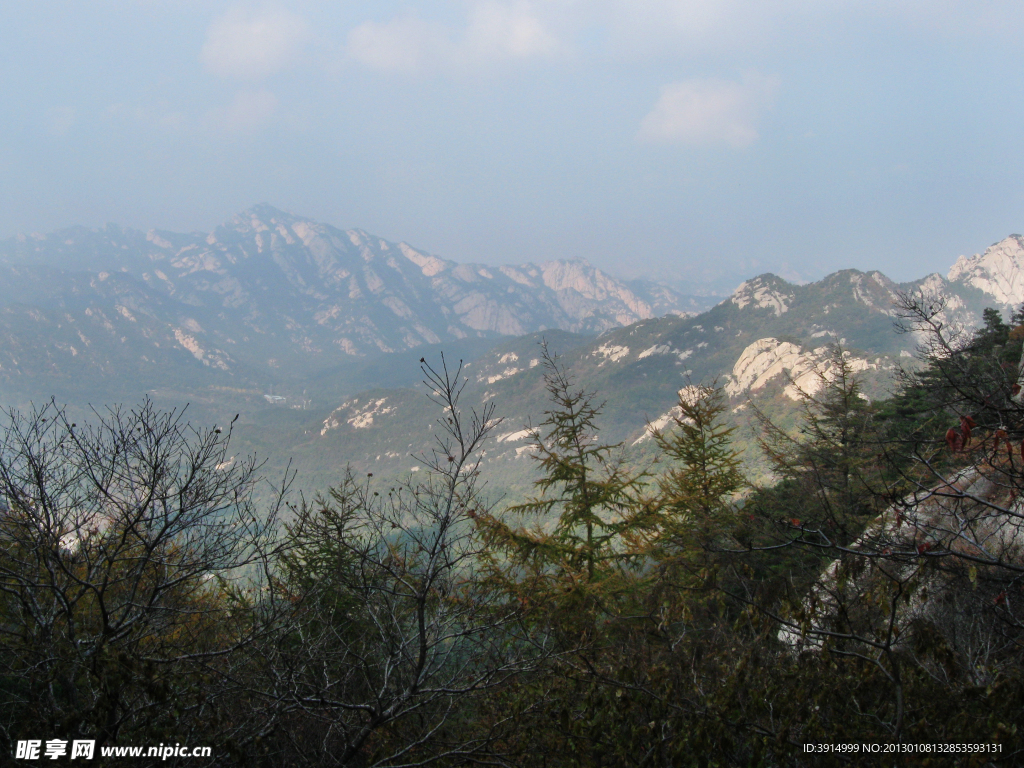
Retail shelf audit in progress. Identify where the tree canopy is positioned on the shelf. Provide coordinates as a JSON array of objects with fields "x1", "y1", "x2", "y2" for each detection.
[{"x1": 3, "y1": 310, "x2": 1024, "y2": 765}]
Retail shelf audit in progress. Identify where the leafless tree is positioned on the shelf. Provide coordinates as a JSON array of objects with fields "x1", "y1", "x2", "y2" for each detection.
[
  {"x1": 251, "y1": 356, "x2": 545, "y2": 766},
  {"x1": 0, "y1": 398, "x2": 287, "y2": 753}
]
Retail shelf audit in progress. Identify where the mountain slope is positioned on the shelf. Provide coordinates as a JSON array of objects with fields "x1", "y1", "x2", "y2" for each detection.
[
  {"x1": 5, "y1": 211, "x2": 1024, "y2": 497},
  {"x1": 0, "y1": 206, "x2": 700, "y2": 401},
  {"x1": 237, "y1": 235, "x2": 1024, "y2": 493}
]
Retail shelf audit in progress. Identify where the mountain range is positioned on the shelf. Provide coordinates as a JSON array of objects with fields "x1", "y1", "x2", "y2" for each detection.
[
  {"x1": 0, "y1": 205, "x2": 709, "y2": 403},
  {"x1": 3, "y1": 206, "x2": 1024, "y2": 494},
  {"x1": 224, "y1": 232, "x2": 1024, "y2": 492}
]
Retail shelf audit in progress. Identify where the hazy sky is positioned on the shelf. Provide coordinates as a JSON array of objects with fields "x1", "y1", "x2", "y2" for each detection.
[{"x1": 3, "y1": 1, "x2": 1024, "y2": 289}]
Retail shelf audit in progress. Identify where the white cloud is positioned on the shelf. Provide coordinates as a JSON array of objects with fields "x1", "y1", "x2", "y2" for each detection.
[
  {"x1": 340, "y1": 1, "x2": 1024, "y2": 76},
  {"x1": 207, "y1": 89, "x2": 279, "y2": 132},
  {"x1": 515, "y1": 0, "x2": 774, "y2": 60},
  {"x1": 202, "y1": 7, "x2": 310, "y2": 79},
  {"x1": 346, "y1": 16, "x2": 451, "y2": 74},
  {"x1": 637, "y1": 73, "x2": 779, "y2": 148},
  {"x1": 346, "y1": 1, "x2": 559, "y2": 74},
  {"x1": 465, "y1": 1, "x2": 559, "y2": 59}
]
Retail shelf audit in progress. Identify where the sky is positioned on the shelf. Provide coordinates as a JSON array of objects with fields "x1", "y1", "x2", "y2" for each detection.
[{"x1": 3, "y1": 1, "x2": 1024, "y2": 290}]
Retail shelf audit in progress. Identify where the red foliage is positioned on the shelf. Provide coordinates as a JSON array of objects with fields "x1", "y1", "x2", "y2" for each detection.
[
  {"x1": 946, "y1": 428, "x2": 963, "y2": 453},
  {"x1": 994, "y1": 429, "x2": 1008, "y2": 453},
  {"x1": 960, "y1": 415, "x2": 974, "y2": 447},
  {"x1": 945, "y1": 416, "x2": 978, "y2": 453}
]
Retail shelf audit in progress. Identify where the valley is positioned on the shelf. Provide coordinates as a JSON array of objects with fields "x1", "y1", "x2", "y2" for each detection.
[{"x1": 4, "y1": 207, "x2": 1024, "y2": 499}]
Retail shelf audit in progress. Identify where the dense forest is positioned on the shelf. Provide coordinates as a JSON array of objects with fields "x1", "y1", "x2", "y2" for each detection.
[{"x1": 2, "y1": 294, "x2": 1023, "y2": 767}]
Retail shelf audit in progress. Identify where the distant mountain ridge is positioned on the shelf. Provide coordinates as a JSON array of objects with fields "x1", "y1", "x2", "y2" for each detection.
[
  {"x1": 718, "y1": 233, "x2": 1024, "y2": 335},
  {"x1": 3, "y1": 211, "x2": 1024, "y2": 493},
  {"x1": 0, "y1": 204, "x2": 704, "y2": 394},
  {"x1": 230, "y1": 232, "x2": 1024, "y2": 491}
]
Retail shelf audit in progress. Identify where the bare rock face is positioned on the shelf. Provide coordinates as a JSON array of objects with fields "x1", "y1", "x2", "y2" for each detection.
[
  {"x1": 848, "y1": 271, "x2": 897, "y2": 311},
  {"x1": 779, "y1": 461, "x2": 1024, "y2": 676},
  {"x1": 538, "y1": 260, "x2": 653, "y2": 320},
  {"x1": 729, "y1": 276, "x2": 794, "y2": 316},
  {"x1": 948, "y1": 235, "x2": 1024, "y2": 309},
  {"x1": 321, "y1": 396, "x2": 397, "y2": 435},
  {"x1": 725, "y1": 338, "x2": 874, "y2": 400}
]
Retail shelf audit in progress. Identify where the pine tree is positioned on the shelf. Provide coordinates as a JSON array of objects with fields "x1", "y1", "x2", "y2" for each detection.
[
  {"x1": 478, "y1": 345, "x2": 651, "y2": 623},
  {"x1": 643, "y1": 383, "x2": 749, "y2": 670},
  {"x1": 756, "y1": 344, "x2": 882, "y2": 541},
  {"x1": 652, "y1": 383, "x2": 745, "y2": 551}
]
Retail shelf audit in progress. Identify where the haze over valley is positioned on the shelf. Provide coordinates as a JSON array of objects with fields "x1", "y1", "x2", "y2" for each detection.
[{"x1": 5, "y1": 204, "x2": 1024, "y2": 494}]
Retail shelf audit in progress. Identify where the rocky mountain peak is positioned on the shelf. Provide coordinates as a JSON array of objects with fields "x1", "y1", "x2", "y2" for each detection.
[
  {"x1": 233, "y1": 202, "x2": 298, "y2": 228},
  {"x1": 947, "y1": 235, "x2": 1024, "y2": 308},
  {"x1": 729, "y1": 274, "x2": 795, "y2": 316}
]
